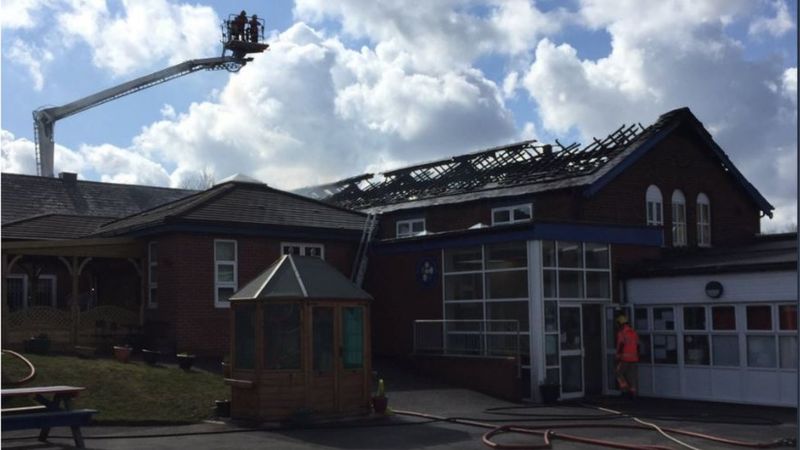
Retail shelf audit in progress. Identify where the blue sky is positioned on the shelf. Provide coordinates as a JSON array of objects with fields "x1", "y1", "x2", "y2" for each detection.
[{"x1": 1, "y1": 0, "x2": 797, "y2": 230}]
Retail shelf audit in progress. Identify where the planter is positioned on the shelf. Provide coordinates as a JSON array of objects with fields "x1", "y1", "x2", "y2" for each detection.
[
  {"x1": 113, "y1": 346, "x2": 132, "y2": 363},
  {"x1": 539, "y1": 384, "x2": 560, "y2": 404},
  {"x1": 215, "y1": 399, "x2": 231, "y2": 417},
  {"x1": 221, "y1": 361, "x2": 231, "y2": 378},
  {"x1": 74, "y1": 345, "x2": 96, "y2": 359},
  {"x1": 372, "y1": 396, "x2": 389, "y2": 414},
  {"x1": 24, "y1": 336, "x2": 50, "y2": 355},
  {"x1": 177, "y1": 354, "x2": 196, "y2": 371},
  {"x1": 142, "y1": 349, "x2": 161, "y2": 365}
]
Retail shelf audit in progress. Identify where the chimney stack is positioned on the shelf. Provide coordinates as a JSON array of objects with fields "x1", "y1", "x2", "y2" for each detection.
[{"x1": 59, "y1": 172, "x2": 77, "y2": 183}]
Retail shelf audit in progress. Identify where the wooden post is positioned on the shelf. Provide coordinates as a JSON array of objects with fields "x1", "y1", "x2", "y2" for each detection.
[
  {"x1": 2, "y1": 254, "x2": 9, "y2": 346},
  {"x1": 70, "y1": 257, "x2": 80, "y2": 346},
  {"x1": 128, "y1": 258, "x2": 145, "y2": 326}
]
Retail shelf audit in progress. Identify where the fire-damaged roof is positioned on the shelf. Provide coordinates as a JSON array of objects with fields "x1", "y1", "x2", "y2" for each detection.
[
  {"x1": 296, "y1": 107, "x2": 774, "y2": 216},
  {"x1": 93, "y1": 178, "x2": 367, "y2": 237}
]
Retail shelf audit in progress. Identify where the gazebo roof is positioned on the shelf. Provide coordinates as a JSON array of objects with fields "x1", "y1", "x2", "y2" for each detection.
[{"x1": 230, "y1": 255, "x2": 372, "y2": 301}]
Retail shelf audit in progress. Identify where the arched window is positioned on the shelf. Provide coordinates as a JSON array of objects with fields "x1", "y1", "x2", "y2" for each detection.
[
  {"x1": 697, "y1": 193, "x2": 711, "y2": 247},
  {"x1": 645, "y1": 185, "x2": 663, "y2": 226},
  {"x1": 671, "y1": 190, "x2": 687, "y2": 247}
]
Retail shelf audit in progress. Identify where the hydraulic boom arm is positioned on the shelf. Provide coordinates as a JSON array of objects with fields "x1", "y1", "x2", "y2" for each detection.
[{"x1": 33, "y1": 56, "x2": 249, "y2": 177}]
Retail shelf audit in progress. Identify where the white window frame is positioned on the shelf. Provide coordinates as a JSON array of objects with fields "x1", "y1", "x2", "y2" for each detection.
[
  {"x1": 148, "y1": 242, "x2": 158, "y2": 308},
  {"x1": 492, "y1": 204, "x2": 533, "y2": 226},
  {"x1": 281, "y1": 242, "x2": 325, "y2": 259},
  {"x1": 696, "y1": 193, "x2": 711, "y2": 247},
  {"x1": 396, "y1": 218, "x2": 426, "y2": 238},
  {"x1": 645, "y1": 185, "x2": 663, "y2": 226},
  {"x1": 214, "y1": 239, "x2": 238, "y2": 308},
  {"x1": 671, "y1": 190, "x2": 687, "y2": 247},
  {"x1": 6, "y1": 274, "x2": 28, "y2": 310}
]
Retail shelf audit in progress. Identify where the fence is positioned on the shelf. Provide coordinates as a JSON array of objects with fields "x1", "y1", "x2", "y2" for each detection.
[
  {"x1": 412, "y1": 320, "x2": 521, "y2": 360},
  {"x1": 5, "y1": 305, "x2": 140, "y2": 348}
]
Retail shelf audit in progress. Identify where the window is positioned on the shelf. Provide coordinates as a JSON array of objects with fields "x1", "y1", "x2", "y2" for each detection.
[
  {"x1": 264, "y1": 304, "x2": 301, "y2": 370},
  {"x1": 542, "y1": 241, "x2": 611, "y2": 300},
  {"x1": 281, "y1": 242, "x2": 324, "y2": 259},
  {"x1": 214, "y1": 240, "x2": 237, "y2": 308},
  {"x1": 342, "y1": 307, "x2": 364, "y2": 369},
  {"x1": 671, "y1": 190, "x2": 686, "y2": 247},
  {"x1": 683, "y1": 306, "x2": 709, "y2": 365},
  {"x1": 696, "y1": 193, "x2": 711, "y2": 247},
  {"x1": 746, "y1": 304, "x2": 776, "y2": 368},
  {"x1": 653, "y1": 307, "x2": 677, "y2": 364},
  {"x1": 778, "y1": 304, "x2": 797, "y2": 369},
  {"x1": 148, "y1": 242, "x2": 158, "y2": 308},
  {"x1": 645, "y1": 185, "x2": 663, "y2": 226},
  {"x1": 396, "y1": 218, "x2": 426, "y2": 238},
  {"x1": 30, "y1": 275, "x2": 57, "y2": 307},
  {"x1": 234, "y1": 305, "x2": 256, "y2": 369},
  {"x1": 6, "y1": 275, "x2": 27, "y2": 311},
  {"x1": 711, "y1": 306, "x2": 738, "y2": 366},
  {"x1": 492, "y1": 204, "x2": 532, "y2": 225}
]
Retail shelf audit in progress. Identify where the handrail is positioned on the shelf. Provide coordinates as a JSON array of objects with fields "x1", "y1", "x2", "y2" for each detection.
[{"x1": 1, "y1": 349, "x2": 37, "y2": 386}]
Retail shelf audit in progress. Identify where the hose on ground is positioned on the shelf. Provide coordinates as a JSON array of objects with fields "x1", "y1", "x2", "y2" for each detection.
[{"x1": 1, "y1": 349, "x2": 37, "y2": 386}]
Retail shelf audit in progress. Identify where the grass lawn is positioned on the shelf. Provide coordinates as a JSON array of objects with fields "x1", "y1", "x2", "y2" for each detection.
[{"x1": 1, "y1": 352, "x2": 229, "y2": 424}]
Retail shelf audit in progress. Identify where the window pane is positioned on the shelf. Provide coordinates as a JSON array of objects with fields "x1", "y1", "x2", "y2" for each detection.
[
  {"x1": 216, "y1": 241, "x2": 235, "y2": 261},
  {"x1": 283, "y1": 246, "x2": 300, "y2": 255},
  {"x1": 397, "y1": 222, "x2": 410, "y2": 236},
  {"x1": 559, "y1": 308, "x2": 581, "y2": 351},
  {"x1": 444, "y1": 273, "x2": 483, "y2": 300},
  {"x1": 149, "y1": 265, "x2": 158, "y2": 284},
  {"x1": 234, "y1": 306, "x2": 256, "y2": 369},
  {"x1": 638, "y1": 334, "x2": 652, "y2": 363},
  {"x1": 342, "y1": 307, "x2": 364, "y2": 369},
  {"x1": 149, "y1": 243, "x2": 157, "y2": 262},
  {"x1": 217, "y1": 287, "x2": 234, "y2": 303},
  {"x1": 653, "y1": 334, "x2": 678, "y2": 364},
  {"x1": 542, "y1": 241, "x2": 556, "y2": 267},
  {"x1": 634, "y1": 308, "x2": 649, "y2": 331},
  {"x1": 217, "y1": 265, "x2": 234, "y2": 283},
  {"x1": 149, "y1": 288, "x2": 157, "y2": 305},
  {"x1": 544, "y1": 301, "x2": 558, "y2": 332},
  {"x1": 683, "y1": 307, "x2": 706, "y2": 330},
  {"x1": 485, "y1": 242, "x2": 527, "y2": 269},
  {"x1": 684, "y1": 335, "x2": 709, "y2": 365},
  {"x1": 513, "y1": 206, "x2": 531, "y2": 221},
  {"x1": 557, "y1": 242, "x2": 582, "y2": 268},
  {"x1": 746, "y1": 305, "x2": 772, "y2": 330},
  {"x1": 747, "y1": 335, "x2": 776, "y2": 368},
  {"x1": 653, "y1": 307, "x2": 675, "y2": 330},
  {"x1": 487, "y1": 301, "x2": 528, "y2": 331},
  {"x1": 264, "y1": 304, "x2": 301, "y2": 370},
  {"x1": 712, "y1": 306, "x2": 736, "y2": 330},
  {"x1": 543, "y1": 270, "x2": 557, "y2": 298},
  {"x1": 779, "y1": 305, "x2": 797, "y2": 330},
  {"x1": 444, "y1": 247, "x2": 482, "y2": 272},
  {"x1": 411, "y1": 221, "x2": 425, "y2": 233},
  {"x1": 561, "y1": 355, "x2": 583, "y2": 393},
  {"x1": 545, "y1": 334, "x2": 559, "y2": 366},
  {"x1": 7, "y1": 277, "x2": 25, "y2": 311},
  {"x1": 545, "y1": 368, "x2": 560, "y2": 385},
  {"x1": 712, "y1": 335, "x2": 739, "y2": 366},
  {"x1": 33, "y1": 278, "x2": 54, "y2": 307},
  {"x1": 493, "y1": 209, "x2": 511, "y2": 224},
  {"x1": 445, "y1": 303, "x2": 484, "y2": 325},
  {"x1": 584, "y1": 243, "x2": 609, "y2": 269},
  {"x1": 780, "y1": 336, "x2": 798, "y2": 369},
  {"x1": 558, "y1": 270, "x2": 584, "y2": 298},
  {"x1": 305, "y1": 246, "x2": 323, "y2": 258},
  {"x1": 313, "y1": 308, "x2": 334, "y2": 373},
  {"x1": 585, "y1": 272, "x2": 610, "y2": 298},
  {"x1": 486, "y1": 271, "x2": 528, "y2": 299}
]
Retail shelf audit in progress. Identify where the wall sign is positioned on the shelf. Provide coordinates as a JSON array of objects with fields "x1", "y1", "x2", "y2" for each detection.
[
  {"x1": 705, "y1": 281, "x2": 723, "y2": 299},
  {"x1": 416, "y1": 257, "x2": 438, "y2": 288}
]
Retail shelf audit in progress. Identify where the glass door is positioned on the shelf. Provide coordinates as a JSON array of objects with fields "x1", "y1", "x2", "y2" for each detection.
[
  {"x1": 559, "y1": 305, "x2": 584, "y2": 398},
  {"x1": 311, "y1": 306, "x2": 336, "y2": 413}
]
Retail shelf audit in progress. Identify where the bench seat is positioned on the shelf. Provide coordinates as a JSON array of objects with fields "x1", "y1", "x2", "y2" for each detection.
[{"x1": 2, "y1": 409, "x2": 97, "y2": 448}]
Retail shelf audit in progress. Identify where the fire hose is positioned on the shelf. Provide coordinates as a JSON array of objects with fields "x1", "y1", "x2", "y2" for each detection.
[{"x1": 1, "y1": 349, "x2": 37, "y2": 386}]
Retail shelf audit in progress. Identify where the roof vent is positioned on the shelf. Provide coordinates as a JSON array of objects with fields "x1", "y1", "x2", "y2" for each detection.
[{"x1": 59, "y1": 172, "x2": 78, "y2": 183}]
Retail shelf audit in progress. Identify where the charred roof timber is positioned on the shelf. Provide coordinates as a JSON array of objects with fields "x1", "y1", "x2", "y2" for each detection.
[{"x1": 298, "y1": 123, "x2": 646, "y2": 210}]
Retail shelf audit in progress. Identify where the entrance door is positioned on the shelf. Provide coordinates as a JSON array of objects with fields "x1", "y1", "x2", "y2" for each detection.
[
  {"x1": 338, "y1": 306, "x2": 367, "y2": 413},
  {"x1": 311, "y1": 306, "x2": 336, "y2": 413},
  {"x1": 559, "y1": 305, "x2": 584, "y2": 398},
  {"x1": 582, "y1": 304, "x2": 603, "y2": 396}
]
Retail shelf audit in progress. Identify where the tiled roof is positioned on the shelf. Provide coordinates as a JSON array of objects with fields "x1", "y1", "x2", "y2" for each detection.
[
  {"x1": 94, "y1": 180, "x2": 367, "y2": 236},
  {"x1": 1, "y1": 173, "x2": 195, "y2": 225},
  {"x1": 296, "y1": 107, "x2": 773, "y2": 216},
  {"x1": 2, "y1": 214, "x2": 116, "y2": 240}
]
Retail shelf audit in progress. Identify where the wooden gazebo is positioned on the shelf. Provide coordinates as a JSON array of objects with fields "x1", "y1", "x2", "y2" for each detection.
[{"x1": 226, "y1": 255, "x2": 373, "y2": 421}]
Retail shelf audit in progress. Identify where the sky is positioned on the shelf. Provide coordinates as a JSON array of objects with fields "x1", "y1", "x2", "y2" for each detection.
[{"x1": 1, "y1": 0, "x2": 797, "y2": 231}]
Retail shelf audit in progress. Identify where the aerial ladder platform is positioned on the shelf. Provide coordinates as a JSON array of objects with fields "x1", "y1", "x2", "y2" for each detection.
[{"x1": 33, "y1": 12, "x2": 269, "y2": 177}]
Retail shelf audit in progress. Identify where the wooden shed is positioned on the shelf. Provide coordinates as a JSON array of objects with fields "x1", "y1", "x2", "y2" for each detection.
[{"x1": 226, "y1": 254, "x2": 373, "y2": 421}]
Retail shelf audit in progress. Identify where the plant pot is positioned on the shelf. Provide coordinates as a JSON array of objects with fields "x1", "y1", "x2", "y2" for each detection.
[
  {"x1": 142, "y1": 349, "x2": 161, "y2": 365},
  {"x1": 113, "y1": 346, "x2": 132, "y2": 363},
  {"x1": 177, "y1": 354, "x2": 196, "y2": 371},
  {"x1": 24, "y1": 336, "x2": 50, "y2": 355},
  {"x1": 74, "y1": 345, "x2": 96, "y2": 359},
  {"x1": 372, "y1": 396, "x2": 389, "y2": 414},
  {"x1": 221, "y1": 361, "x2": 231, "y2": 378},
  {"x1": 539, "y1": 384, "x2": 560, "y2": 404},
  {"x1": 215, "y1": 399, "x2": 231, "y2": 417}
]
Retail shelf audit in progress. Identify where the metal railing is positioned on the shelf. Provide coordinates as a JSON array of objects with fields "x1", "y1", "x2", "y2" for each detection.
[{"x1": 412, "y1": 319, "x2": 522, "y2": 363}]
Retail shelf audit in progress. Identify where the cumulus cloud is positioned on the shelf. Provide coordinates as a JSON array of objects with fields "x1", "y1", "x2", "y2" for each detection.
[
  {"x1": 2, "y1": 0, "x2": 53, "y2": 29},
  {"x1": 5, "y1": 39, "x2": 54, "y2": 91},
  {"x1": 56, "y1": 0, "x2": 219, "y2": 76},
  {"x1": 782, "y1": 67, "x2": 797, "y2": 103},
  {"x1": 749, "y1": 0, "x2": 795, "y2": 38},
  {"x1": 1, "y1": 130, "x2": 85, "y2": 175}
]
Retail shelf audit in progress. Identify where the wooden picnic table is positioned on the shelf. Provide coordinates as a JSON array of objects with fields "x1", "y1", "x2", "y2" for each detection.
[
  {"x1": 2, "y1": 386, "x2": 95, "y2": 448},
  {"x1": 2, "y1": 385, "x2": 85, "y2": 411}
]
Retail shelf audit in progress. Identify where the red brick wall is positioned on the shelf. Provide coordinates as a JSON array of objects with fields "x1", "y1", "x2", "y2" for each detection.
[{"x1": 149, "y1": 233, "x2": 357, "y2": 356}]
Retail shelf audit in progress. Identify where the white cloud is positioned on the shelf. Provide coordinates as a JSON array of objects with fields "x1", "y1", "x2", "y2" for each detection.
[
  {"x1": 5, "y1": 39, "x2": 54, "y2": 91},
  {"x1": 56, "y1": 0, "x2": 219, "y2": 76},
  {"x1": 782, "y1": 67, "x2": 797, "y2": 103},
  {"x1": 1, "y1": 0, "x2": 53, "y2": 29},
  {"x1": 81, "y1": 143, "x2": 170, "y2": 185},
  {"x1": 1, "y1": 130, "x2": 85, "y2": 175},
  {"x1": 749, "y1": 0, "x2": 795, "y2": 38}
]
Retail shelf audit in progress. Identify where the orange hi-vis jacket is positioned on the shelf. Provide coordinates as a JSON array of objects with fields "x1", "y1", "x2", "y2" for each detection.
[{"x1": 616, "y1": 325, "x2": 639, "y2": 362}]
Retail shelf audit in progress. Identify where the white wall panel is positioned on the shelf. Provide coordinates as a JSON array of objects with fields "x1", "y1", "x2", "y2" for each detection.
[
  {"x1": 709, "y1": 369, "x2": 742, "y2": 402},
  {"x1": 743, "y1": 371, "x2": 780, "y2": 404},
  {"x1": 682, "y1": 367, "x2": 711, "y2": 398},
  {"x1": 627, "y1": 271, "x2": 797, "y2": 304},
  {"x1": 653, "y1": 366, "x2": 681, "y2": 395}
]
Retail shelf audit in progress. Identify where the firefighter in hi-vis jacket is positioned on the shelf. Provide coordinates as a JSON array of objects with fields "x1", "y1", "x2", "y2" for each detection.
[{"x1": 615, "y1": 314, "x2": 639, "y2": 398}]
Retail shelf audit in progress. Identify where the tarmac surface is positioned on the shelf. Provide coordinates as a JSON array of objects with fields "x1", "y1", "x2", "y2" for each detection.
[{"x1": 2, "y1": 359, "x2": 797, "y2": 449}]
